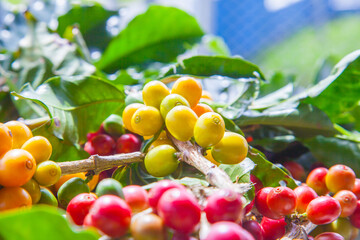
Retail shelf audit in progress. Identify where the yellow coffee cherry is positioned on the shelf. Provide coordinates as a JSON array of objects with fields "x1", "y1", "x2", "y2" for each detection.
[
  {"x1": 194, "y1": 112, "x2": 225, "y2": 148},
  {"x1": 21, "y1": 136, "x2": 52, "y2": 163},
  {"x1": 142, "y1": 80, "x2": 170, "y2": 109},
  {"x1": 34, "y1": 160, "x2": 61, "y2": 187},
  {"x1": 131, "y1": 106, "x2": 163, "y2": 136},
  {"x1": 165, "y1": 106, "x2": 198, "y2": 141},
  {"x1": 144, "y1": 145, "x2": 179, "y2": 177},
  {"x1": 204, "y1": 149, "x2": 220, "y2": 166},
  {"x1": 211, "y1": 132, "x2": 248, "y2": 164},
  {"x1": 122, "y1": 103, "x2": 145, "y2": 132},
  {"x1": 160, "y1": 94, "x2": 190, "y2": 119}
]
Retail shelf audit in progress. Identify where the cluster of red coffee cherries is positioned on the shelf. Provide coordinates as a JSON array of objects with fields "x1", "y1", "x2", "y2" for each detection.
[
  {"x1": 246, "y1": 164, "x2": 360, "y2": 240},
  {"x1": 65, "y1": 179, "x2": 261, "y2": 239},
  {"x1": 84, "y1": 115, "x2": 142, "y2": 157}
]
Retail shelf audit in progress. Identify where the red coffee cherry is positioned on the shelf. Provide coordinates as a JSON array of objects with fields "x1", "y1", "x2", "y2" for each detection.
[
  {"x1": 294, "y1": 185, "x2": 318, "y2": 213},
  {"x1": 205, "y1": 221, "x2": 255, "y2": 240},
  {"x1": 86, "y1": 124, "x2": 105, "y2": 141},
  {"x1": 325, "y1": 164, "x2": 356, "y2": 193},
  {"x1": 172, "y1": 232, "x2": 197, "y2": 240},
  {"x1": 283, "y1": 161, "x2": 305, "y2": 181},
  {"x1": 84, "y1": 141, "x2": 96, "y2": 155},
  {"x1": 116, "y1": 134, "x2": 141, "y2": 154},
  {"x1": 267, "y1": 186, "x2": 297, "y2": 216},
  {"x1": 157, "y1": 188, "x2": 201, "y2": 234},
  {"x1": 123, "y1": 185, "x2": 149, "y2": 213},
  {"x1": 242, "y1": 220, "x2": 264, "y2": 240},
  {"x1": 306, "y1": 196, "x2": 341, "y2": 225},
  {"x1": 306, "y1": 167, "x2": 329, "y2": 196},
  {"x1": 90, "y1": 134, "x2": 115, "y2": 156},
  {"x1": 86, "y1": 195, "x2": 132, "y2": 238},
  {"x1": 244, "y1": 199, "x2": 254, "y2": 215},
  {"x1": 260, "y1": 217, "x2": 286, "y2": 240},
  {"x1": 255, "y1": 187, "x2": 282, "y2": 219},
  {"x1": 67, "y1": 193, "x2": 97, "y2": 225},
  {"x1": 314, "y1": 232, "x2": 344, "y2": 240},
  {"x1": 352, "y1": 178, "x2": 360, "y2": 199},
  {"x1": 148, "y1": 180, "x2": 186, "y2": 211},
  {"x1": 333, "y1": 190, "x2": 357, "y2": 217},
  {"x1": 350, "y1": 200, "x2": 360, "y2": 228},
  {"x1": 250, "y1": 174, "x2": 263, "y2": 193},
  {"x1": 204, "y1": 189, "x2": 243, "y2": 223}
]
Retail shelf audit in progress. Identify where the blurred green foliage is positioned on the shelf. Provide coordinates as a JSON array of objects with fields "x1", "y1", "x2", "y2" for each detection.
[{"x1": 255, "y1": 15, "x2": 360, "y2": 87}]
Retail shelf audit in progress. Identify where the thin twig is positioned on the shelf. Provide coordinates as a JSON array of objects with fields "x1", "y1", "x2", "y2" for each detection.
[
  {"x1": 57, "y1": 152, "x2": 144, "y2": 175},
  {"x1": 168, "y1": 133, "x2": 251, "y2": 194}
]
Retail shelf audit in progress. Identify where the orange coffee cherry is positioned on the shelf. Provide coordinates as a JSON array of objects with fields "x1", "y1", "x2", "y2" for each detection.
[
  {"x1": 192, "y1": 103, "x2": 213, "y2": 117},
  {"x1": 0, "y1": 123, "x2": 12, "y2": 157},
  {"x1": 171, "y1": 77, "x2": 202, "y2": 108},
  {"x1": 0, "y1": 149, "x2": 36, "y2": 187},
  {"x1": 5, "y1": 121, "x2": 33, "y2": 149},
  {"x1": 0, "y1": 187, "x2": 32, "y2": 211}
]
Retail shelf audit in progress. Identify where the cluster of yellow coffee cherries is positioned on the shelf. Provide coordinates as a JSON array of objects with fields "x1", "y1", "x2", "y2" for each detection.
[
  {"x1": 122, "y1": 77, "x2": 249, "y2": 177},
  {"x1": 0, "y1": 121, "x2": 61, "y2": 211}
]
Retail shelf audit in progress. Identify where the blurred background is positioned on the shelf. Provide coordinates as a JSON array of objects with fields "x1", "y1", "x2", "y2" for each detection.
[{"x1": 1, "y1": 0, "x2": 360, "y2": 87}]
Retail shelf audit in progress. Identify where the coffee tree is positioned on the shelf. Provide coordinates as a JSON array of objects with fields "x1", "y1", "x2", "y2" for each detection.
[{"x1": 0, "y1": 3, "x2": 359, "y2": 240}]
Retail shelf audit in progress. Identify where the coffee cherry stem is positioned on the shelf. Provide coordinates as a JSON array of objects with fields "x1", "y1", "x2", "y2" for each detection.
[
  {"x1": 57, "y1": 152, "x2": 144, "y2": 175},
  {"x1": 20, "y1": 116, "x2": 52, "y2": 130},
  {"x1": 281, "y1": 214, "x2": 316, "y2": 240},
  {"x1": 167, "y1": 131, "x2": 251, "y2": 194},
  {"x1": 281, "y1": 221, "x2": 317, "y2": 240}
]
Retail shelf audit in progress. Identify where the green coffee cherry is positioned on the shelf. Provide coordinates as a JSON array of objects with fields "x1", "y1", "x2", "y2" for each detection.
[
  {"x1": 103, "y1": 114, "x2": 125, "y2": 135},
  {"x1": 57, "y1": 177, "x2": 90, "y2": 208},
  {"x1": 38, "y1": 188, "x2": 58, "y2": 207},
  {"x1": 95, "y1": 178, "x2": 124, "y2": 198}
]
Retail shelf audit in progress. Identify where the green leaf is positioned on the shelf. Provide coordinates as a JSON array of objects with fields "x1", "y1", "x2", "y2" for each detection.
[
  {"x1": 252, "y1": 135, "x2": 296, "y2": 153},
  {"x1": 303, "y1": 50, "x2": 360, "y2": 123},
  {"x1": 259, "y1": 72, "x2": 295, "y2": 97},
  {"x1": 96, "y1": 5, "x2": 204, "y2": 72},
  {"x1": 15, "y1": 23, "x2": 95, "y2": 90},
  {"x1": 12, "y1": 76, "x2": 125, "y2": 160},
  {"x1": 219, "y1": 78, "x2": 259, "y2": 119},
  {"x1": 235, "y1": 103, "x2": 336, "y2": 138},
  {"x1": 250, "y1": 83, "x2": 294, "y2": 110},
  {"x1": 164, "y1": 56, "x2": 265, "y2": 80},
  {"x1": 219, "y1": 158, "x2": 255, "y2": 183},
  {"x1": 57, "y1": 4, "x2": 117, "y2": 50},
  {"x1": 219, "y1": 159, "x2": 255, "y2": 203},
  {"x1": 112, "y1": 69, "x2": 141, "y2": 86},
  {"x1": 174, "y1": 177, "x2": 209, "y2": 187},
  {"x1": 112, "y1": 163, "x2": 160, "y2": 186},
  {"x1": 248, "y1": 148, "x2": 298, "y2": 189},
  {"x1": 203, "y1": 35, "x2": 231, "y2": 56},
  {"x1": 302, "y1": 135, "x2": 360, "y2": 175},
  {"x1": 0, "y1": 206, "x2": 98, "y2": 240}
]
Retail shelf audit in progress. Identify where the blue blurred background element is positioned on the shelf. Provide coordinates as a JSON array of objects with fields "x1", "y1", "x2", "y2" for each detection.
[
  {"x1": 216, "y1": 0, "x2": 322, "y2": 58},
  {"x1": 213, "y1": 0, "x2": 360, "y2": 86}
]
